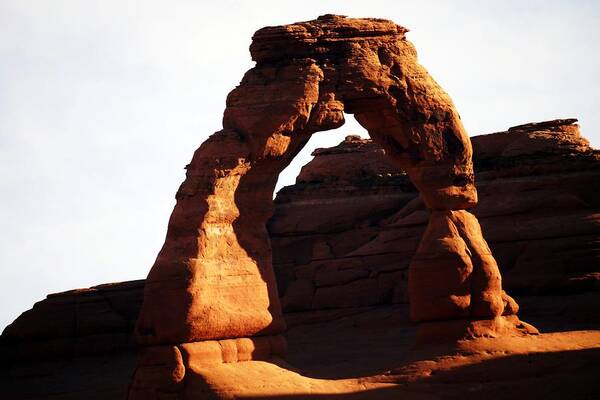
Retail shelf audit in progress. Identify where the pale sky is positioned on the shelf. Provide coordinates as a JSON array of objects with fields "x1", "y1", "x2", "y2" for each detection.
[{"x1": 1, "y1": 0, "x2": 598, "y2": 330}]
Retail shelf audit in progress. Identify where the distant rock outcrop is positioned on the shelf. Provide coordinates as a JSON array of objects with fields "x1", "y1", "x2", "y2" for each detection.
[
  {"x1": 270, "y1": 118, "x2": 600, "y2": 311},
  {"x1": 1, "y1": 280, "x2": 143, "y2": 360}
]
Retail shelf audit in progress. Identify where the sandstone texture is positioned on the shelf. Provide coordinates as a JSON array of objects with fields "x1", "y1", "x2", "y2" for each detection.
[
  {"x1": 2, "y1": 14, "x2": 599, "y2": 400},
  {"x1": 136, "y1": 14, "x2": 517, "y2": 351},
  {"x1": 4, "y1": 118, "x2": 596, "y2": 364},
  {"x1": 2, "y1": 296, "x2": 599, "y2": 399},
  {"x1": 272, "y1": 118, "x2": 600, "y2": 312},
  {"x1": 1, "y1": 280, "x2": 143, "y2": 361},
  {"x1": 2, "y1": 119, "x2": 599, "y2": 398},
  {"x1": 131, "y1": 13, "x2": 521, "y2": 399}
]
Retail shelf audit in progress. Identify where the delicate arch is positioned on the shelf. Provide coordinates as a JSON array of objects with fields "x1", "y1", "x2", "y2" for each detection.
[{"x1": 135, "y1": 15, "x2": 517, "y2": 345}]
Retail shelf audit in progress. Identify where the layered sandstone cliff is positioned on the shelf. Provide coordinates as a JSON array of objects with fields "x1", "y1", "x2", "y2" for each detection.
[{"x1": 270, "y1": 118, "x2": 600, "y2": 311}]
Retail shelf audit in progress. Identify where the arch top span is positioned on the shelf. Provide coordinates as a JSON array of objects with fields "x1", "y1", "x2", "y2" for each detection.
[
  {"x1": 231, "y1": 13, "x2": 476, "y2": 210},
  {"x1": 134, "y1": 15, "x2": 525, "y2": 347}
]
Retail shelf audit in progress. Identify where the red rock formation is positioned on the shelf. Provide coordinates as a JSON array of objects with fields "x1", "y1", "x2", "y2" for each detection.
[
  {"x1": 14, "y1": 15, "x2": 598, "y2": 399},
  {"x1": 1, "y1": 280, "x2": 143, "y2": 361},
  {"x1": 4, "y1": 119, "x2": 596, "y2": 363},
  {"x1": 125, "y1": 14, "x2": 531, "y2": 398},
  {"x1": 1, "y1": 12, "x2": 599, "y2": 400},
  {"x1": 136, "y1": 15, "x2": 519, "y2": 356},
  {"x1": 271, "y1": 119, "x2": 600, "y2": 312},
  {"x1": 409, "y1": 209, "x2": 519, "y2": 322},
  {"x1": 1, "y1": 118, "x2": 598, "y2": 398}
]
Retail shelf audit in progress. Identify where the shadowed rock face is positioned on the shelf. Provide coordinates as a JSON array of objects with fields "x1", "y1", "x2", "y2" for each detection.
[{"x1": 135, "y1": 14, "x2": 517, "y2": 346}]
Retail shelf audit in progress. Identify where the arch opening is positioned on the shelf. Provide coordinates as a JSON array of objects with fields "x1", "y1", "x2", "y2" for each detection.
[{"x1": 274, "y1": 113, "x2": 368, "y2": 196}]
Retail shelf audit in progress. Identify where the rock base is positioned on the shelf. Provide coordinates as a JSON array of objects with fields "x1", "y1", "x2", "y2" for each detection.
[
  {"x1": 415, "y1": 315, "x2": 539, "y2": 346},
  {"x1": 127, "y1": 335, "x2": 286, "y2": 400},
  {"x1": 131, "y1": 329, "x2": 600, "y2": 399}
]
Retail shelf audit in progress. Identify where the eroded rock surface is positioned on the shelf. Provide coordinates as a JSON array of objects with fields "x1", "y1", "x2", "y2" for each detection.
[
  {"x1": 8, "y1": 14, "x2": 599, "y2": 400},
  {"x1": 136, "y1": 14, "x2": 517, "y2": 351},
  {"x1": 1, "y1": 119, "x2": 599, "y2": 398},
  {"x1": 1, "y1": 280, "x2": 143, "y2": 361},
  {"x1": 271, "y1": 119, "x2": 600, "y2": 311},
  {"x1": 2, "y1": 297, "x2": 599, "y2": 399}
]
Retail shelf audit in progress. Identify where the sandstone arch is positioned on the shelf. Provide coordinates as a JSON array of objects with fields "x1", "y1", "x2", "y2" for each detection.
[{"x1": 135, "y1": 15, "x2": 521, "y2": 346}]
